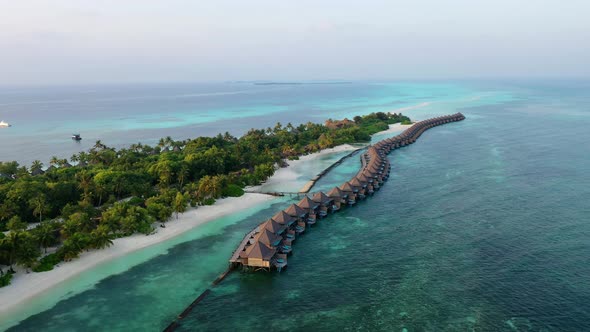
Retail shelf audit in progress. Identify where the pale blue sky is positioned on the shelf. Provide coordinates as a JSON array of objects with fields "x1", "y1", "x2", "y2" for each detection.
[{"x1": 1, "y1": 0, "x2": 589, "y2": 85}]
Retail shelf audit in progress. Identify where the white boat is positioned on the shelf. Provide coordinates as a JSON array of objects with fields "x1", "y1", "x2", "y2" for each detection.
[{"x1": 0, "y1": 121, "x2": 11, "y2": 128}]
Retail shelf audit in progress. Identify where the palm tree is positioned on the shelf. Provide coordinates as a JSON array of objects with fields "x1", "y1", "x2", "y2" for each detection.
[
  {"x1": 149, "y1": 160, "x2": 173, "y2": 187},
  {"x1": 70, "y1": 154, "x2": 80, "y2": 164},
  {"x1": 76, "y1": 171, "x2": 93, "y2": 201},
  {"x1": 90, "y1": 225, "x2": 113, "y2": 249},
  {"x1": 0, "y1": 232, "x2": 18, "y2": 269},
  {"x1": 14, "y1": 232, "x2": 40, "y2": 270},
  {"x1": 177, "y1": 164, "x2": 189, "y2": 188},
  {"x1": 49, "y1": 156, "x2": 59, "y2": 167},
  {"x1": 95, "y1": 182, "x2": 106, "y2": 206},
  {"x1": 93, "y1": 140, "x2": 106, "y2": 151},
  {"x1": 34, "y1": 221, "x2": 58, "y2": 253},
  {"x1": 30, "y1": 160, "x2": 44, "y2": 174},
  {"x1": 165, "y1": 136, "x2": 174, "y2": 147},
  {"x1": 29, "y1": 194, "x2": 49, "y2": 223},
  {"x1": 158, "y1": 138, "x2": 166, "y2": 149},
  {"x1": 173, "y1": 192, "x2": 188, "y2": 219},
  {"x1": 78, "y1": 151, "x2": 90, "y2": 164}
]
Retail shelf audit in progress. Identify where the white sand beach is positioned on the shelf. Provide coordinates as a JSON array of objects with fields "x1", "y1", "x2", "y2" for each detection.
[
  {"x1": 0, "y1": 193, "x2": 274, "y2": 315},
  {"x1": 376, "y1": 122, "x2": 414, "y2": 136},
  {"x1": 0, "y1": 121, "x2": 415, "y2": 317},
  {"x1": 249, "y1": 144, "x2": 360, "y2": 193}
]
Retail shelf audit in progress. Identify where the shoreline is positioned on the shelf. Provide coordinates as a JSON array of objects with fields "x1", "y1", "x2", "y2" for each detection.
[
  {"x1": 0, "y1": 120, "x2": 418, "y2": 321},
  {"x1": 0, "y1": 193, "x2": 275, "y2": 316},
  {"x1": 248, "y1": 144, "x2": 360, "y2": 193}
]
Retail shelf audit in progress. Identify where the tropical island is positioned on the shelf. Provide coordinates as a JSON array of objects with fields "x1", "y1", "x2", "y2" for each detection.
[{"x1": 0, "y1": 112, "x2": 410, "y2": 288}]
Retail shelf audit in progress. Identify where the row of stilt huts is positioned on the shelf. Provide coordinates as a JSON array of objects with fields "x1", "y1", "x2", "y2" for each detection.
[{"x1": 229, "y1": 113, "x2": 465, "y2": 271}]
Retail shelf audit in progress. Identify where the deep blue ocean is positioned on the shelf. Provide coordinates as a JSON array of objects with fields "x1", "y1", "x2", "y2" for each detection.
[{"x1": 1, "y1": 80, "x2": 589, "y2": 331}]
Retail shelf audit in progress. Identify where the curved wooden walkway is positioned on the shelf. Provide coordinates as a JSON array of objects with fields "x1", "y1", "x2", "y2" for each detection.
[{"x1": 163, "y1": 113, "x2": 465, "y2": 331}]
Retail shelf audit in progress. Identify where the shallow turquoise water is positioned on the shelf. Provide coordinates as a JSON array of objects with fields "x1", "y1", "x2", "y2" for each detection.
[
  {"x1": 0, "y1": 81, "x2": 508, "y2": 165},
  {"x1": 4, "y1": 80, "x2": 590, "y2": 331}
]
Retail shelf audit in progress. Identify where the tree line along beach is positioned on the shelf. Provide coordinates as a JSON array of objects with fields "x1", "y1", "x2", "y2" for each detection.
[{"x1": 0, "y1": 111, "x2": 412, "y2": 316}]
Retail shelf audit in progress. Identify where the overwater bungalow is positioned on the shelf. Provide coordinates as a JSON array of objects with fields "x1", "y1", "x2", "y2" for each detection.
[
  {"x1": 297, "y1": 196, "x2": 319, "y2": 213},
  {"x1": 257, "y1": 228, "x2": 283, "y2": 248},
  {"x1": 349, "y1": 178, "x2": 367, "y2": 199},
  {"x1": 285, "y1": 204, "x2": 308, "y2": 220},
  {"x1": 263, "y1": 218, "x2": 287, "y2": 236},
  {"x1": 339, "y1": 182, "x2": 357, "y2": 205},
  {"x1": 228, "y1": 113, "x2": 466, "y2": 273},
  {"x1": 327, "y1": 187, "x2": 346, "y2": 210},
  {"x1": 271, "y1": 211, "x2": 297, "y2": 227},
  {"x1": 357, "y1": 173, "x2": 373, "y2": 185},
  {"x1": 239, "y1": 240, "x2": 277, "y2": 271},
  {"x1": 297, "y1": 196, "x2": 319, "y2": 224},
  {"x1": 311, "y1": 192, "x2": 334, "y2": 217}
]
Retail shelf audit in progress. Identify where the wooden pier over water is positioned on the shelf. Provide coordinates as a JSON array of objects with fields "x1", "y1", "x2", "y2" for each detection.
[{"x1": 163, "y1": 113, "x2": 466, "y2": 331}]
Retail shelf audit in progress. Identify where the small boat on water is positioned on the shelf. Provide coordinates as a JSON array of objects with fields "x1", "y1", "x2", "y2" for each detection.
[
  {"x1": 0, "y1": 121, "x2": 11, "y2": 128},
  {"x1": 72, "y1": 134, "x2": 82, "y2": 141}
]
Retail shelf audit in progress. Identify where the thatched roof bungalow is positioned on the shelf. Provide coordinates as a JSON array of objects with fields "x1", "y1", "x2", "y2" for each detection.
[
  {"x1": 240, "y1": 241, "x2": 276, "y2": 268},
  {"x1": 263, "y1": 219, "x2": 287, "y2": 235},
  {"x1": 297, "y1": 196, "x2": 319, "y2": 213},
  {"x1": 312, "y1": 192, "x2": 334, "y2": 206},
  {"x1": 257, "y1": 228, "x2": 283, "y2": 247},
  {"x1": 272, "y1": 211, "x2": 297, "y2": 226},
  {"x1": 285, "y1": 204, "x2": 307, "y2": 219}
]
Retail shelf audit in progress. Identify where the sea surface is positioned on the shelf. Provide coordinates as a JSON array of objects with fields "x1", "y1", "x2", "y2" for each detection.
[
  {"x1": 1, "y1": 81, "x2": 506, "y2": 166},
  {"x1": 2, "y1": 80, "x2": 590, "y2": 331}
]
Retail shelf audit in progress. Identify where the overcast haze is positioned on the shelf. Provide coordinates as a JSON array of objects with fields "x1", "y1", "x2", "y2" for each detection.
[{"x1": 2, "y1": 0, "x2": 589, "y2": 85}]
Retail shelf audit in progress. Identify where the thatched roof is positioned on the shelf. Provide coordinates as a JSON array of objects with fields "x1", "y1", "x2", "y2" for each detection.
[
  {"x1": 312, "y1": 192, "x2": 333, "y2": 205},
  {"x1": 297, "y1": 196, "x2": 319, "y2": 210},
  {"x1": 285, "y1": 204, "x2": 307, "y2": 217},
  {"x1": 263, "y1": 219, "x2": 287, "y2": 234},
  {"x1": 172, "y1": 146, "x2": 181, "y2": 152},
  {"x1": 62, "y1": 162, "x2": 73, "y2": 168},
  {"x1": 272, "y1": 211, "x2": 296, "y2": 225},
  {"x1": 31, "y1": 168, "x2": 45, "y2": 176},
  {"x1": 327, "y1": 187, "x2": 344, "y2": 198},
  {"x1": 350, "y1": 178, "x2": 365, "y2": 187},
  {"x1": 244, "y1": 241, "x2": 276, "y2": 260},
  {"x1": 46, "y1": 165, "x2": 56, "y2": 172},
  {"x1": 339, "y1": 182, "x2": 355, "y2": 192},
  {"x1": 357, "y1": 174, "x2": 371, "y2": 183},
  {"x1": 256, "y1": 229, "x2": 282, "y2": 247}
]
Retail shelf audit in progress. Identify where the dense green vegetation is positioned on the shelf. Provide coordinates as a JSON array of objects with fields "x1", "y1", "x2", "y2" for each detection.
[{"x1": 0, "y1": 112, "x2": 409, "y2": 286}]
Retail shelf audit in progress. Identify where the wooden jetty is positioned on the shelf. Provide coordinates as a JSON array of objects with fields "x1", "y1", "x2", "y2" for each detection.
[
  {"x1": 163, "y1": 113, "x2": 465, "y2": 331},
  {"x1": 230, "y1": 113, "x2": 465, "y2": 272}
]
